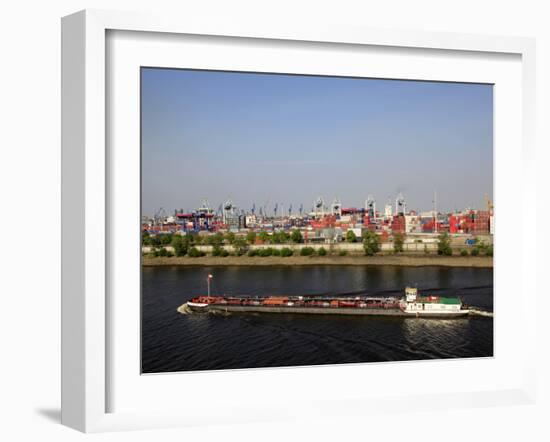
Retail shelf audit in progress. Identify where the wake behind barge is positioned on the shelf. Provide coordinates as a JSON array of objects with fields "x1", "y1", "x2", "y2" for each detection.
[{"x1": 183, "y1": 287, "x2": 470, "y2": 318}]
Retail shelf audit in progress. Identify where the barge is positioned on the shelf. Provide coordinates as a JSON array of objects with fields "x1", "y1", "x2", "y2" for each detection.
[{"x1": 184, "y1": 285, "x2": 470, "y2": 318}]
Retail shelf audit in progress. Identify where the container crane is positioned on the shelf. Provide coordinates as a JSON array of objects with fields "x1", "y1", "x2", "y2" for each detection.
[
  {"x1": 484, "y1": 193, "x2": 493, "y2": 212},
  {"x1": 154, "y1": 207, "x2": 167, "y2": 226}
]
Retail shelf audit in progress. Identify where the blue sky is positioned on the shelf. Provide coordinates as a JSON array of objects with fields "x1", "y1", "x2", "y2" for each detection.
[{"x1": 141, "y1": 68, "x2": 493, "y2": 216}]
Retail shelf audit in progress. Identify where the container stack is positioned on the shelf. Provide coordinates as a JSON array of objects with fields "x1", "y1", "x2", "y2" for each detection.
[
  {"x1": 391, "y1": 215, "x2": 406, "y2": 233},
  {"x1": 472, "y1": 210, "x2": 490, "y2": 234}
]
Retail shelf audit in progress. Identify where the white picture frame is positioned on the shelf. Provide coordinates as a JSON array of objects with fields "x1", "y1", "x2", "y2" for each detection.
[{"x1": 61, "y1": 9, "x2": 537, "y2": 433}]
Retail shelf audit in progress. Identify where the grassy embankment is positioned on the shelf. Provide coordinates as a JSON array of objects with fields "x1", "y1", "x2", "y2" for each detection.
[{"x1": 142, "y1": 254, "x2": 493, "y2": 268}]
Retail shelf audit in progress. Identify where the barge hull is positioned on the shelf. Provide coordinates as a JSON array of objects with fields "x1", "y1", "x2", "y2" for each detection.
[
  {"x1": 191, "y1": 304, "x2": 469, "y2": 317},
  {"x1": 208, "y1": 305, "x2": 403, "y2": 315}
]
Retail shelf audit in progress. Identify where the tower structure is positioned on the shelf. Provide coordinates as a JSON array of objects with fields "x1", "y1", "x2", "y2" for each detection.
[
  {"x1": 331, "y1": 198, "x2": 342, "y2": 216},
  {"x1": 223, "y1": 199, "x2": 235, "y2": 224},
  {"x1": 395, "y1": 193, "x2": 406, "y2": 216},
  {"x1": 314, "y1": 196, "x2": 325, "y2": 217},
  {"x1": 384, "y1": 199, "x2": 393, "y2": 219},
  {"x1": 365, "y1": 195, "x2": 376, "y2": 218}
]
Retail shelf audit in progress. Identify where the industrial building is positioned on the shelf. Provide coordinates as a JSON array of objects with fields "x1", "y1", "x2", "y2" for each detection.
[{"x1": 142, "y1": 193, "x2": 494, "y2": 245}]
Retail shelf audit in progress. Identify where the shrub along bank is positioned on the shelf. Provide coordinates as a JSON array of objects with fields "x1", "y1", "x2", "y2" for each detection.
[{"x1": 143, "y1": 231, "x2": 493, "y2": 259}]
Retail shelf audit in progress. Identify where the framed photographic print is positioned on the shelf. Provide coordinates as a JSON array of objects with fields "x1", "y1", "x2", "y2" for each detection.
[
  {"x1": 61, "y1": 9, "x2": 537, "y2": 432},
  {"x1": 140, "y1": 67, "x2": 494, "y2": 374}
]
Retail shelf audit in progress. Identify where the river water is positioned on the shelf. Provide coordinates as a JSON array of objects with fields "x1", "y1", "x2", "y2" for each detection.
[{"x1": 142, "y1": 265, "x2": 493, "y2": 373}]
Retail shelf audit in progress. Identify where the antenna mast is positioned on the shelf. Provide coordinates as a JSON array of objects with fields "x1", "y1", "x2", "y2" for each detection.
[
  {"x1": 207, "y1": 274, "x2": 213, "y2": 297},
  {"x1": 433, "y1": 190, "x2": 438, "y2": 233}
]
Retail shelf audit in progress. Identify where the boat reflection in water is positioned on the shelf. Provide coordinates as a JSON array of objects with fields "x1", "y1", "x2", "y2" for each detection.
[{"x1": 400, "y1": 317, "x2": 485, "y2": 360}]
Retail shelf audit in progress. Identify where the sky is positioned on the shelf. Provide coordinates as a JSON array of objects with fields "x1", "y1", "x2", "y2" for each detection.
[{"x1": 141, "y1": 68, "x2": 493, "y2": 216}]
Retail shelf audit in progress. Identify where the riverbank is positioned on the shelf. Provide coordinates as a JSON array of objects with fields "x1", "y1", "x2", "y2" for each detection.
[{"x1": 142, "y1": 254, "x2": 493, "y2": 268}]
